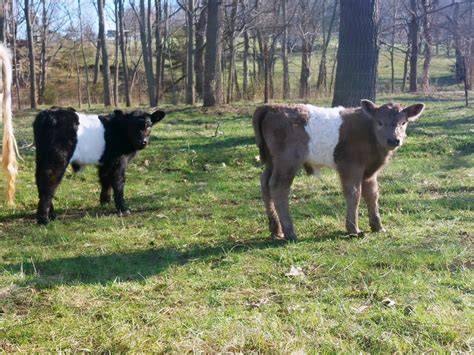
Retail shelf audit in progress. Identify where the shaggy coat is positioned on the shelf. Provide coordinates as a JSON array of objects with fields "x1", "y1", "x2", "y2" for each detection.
[
  {"x1": 33, "y1": 107, "x2": 165, "y2": 224},
  {"x1": 253, "y1": 100, "x2": 425, "y2": 240}
]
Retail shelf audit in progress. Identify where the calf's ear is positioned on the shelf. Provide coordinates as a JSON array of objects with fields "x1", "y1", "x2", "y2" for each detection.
[
  {"x1": 114, "y1": 109, "x2": 124, "y2": 118},
  {"x1": 403, "y1": 103, "x2": 425, "y2": 122},
  {"x1": 150, "y1": 110, "x2": 166, "y2": 125},
  {"x1": 361, "y1": 99, "x2": 377, "y2": 118}
]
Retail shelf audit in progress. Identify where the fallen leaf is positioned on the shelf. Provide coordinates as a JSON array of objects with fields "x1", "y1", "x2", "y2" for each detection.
[
  {"x1": 285, "y1": 266, "x2": 305, "y2": 278},
  {"x1": 382, "y1": 297, "x2": 396, "y2": 308}
]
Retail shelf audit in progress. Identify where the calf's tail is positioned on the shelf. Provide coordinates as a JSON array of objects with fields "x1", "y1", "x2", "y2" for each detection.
[
  {"x1": 0, "y1": 43, "x2": 18, "y2": 205},
  {"x1": 252, "y1": 106, "x2": 269, "y2": 165}
]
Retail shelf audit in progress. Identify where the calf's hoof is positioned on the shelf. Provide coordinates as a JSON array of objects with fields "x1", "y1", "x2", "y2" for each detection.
[
  {"x1": 117, "y1": 209, "x2": 131, "y2": 216},
  {"x1": 37, "y1": 216, "x2": 49, "y2": 225},
  {"x1": 100, "y1": 196, "x2": 111, "y2": 205},
  {"x1": 371, "y1": 224, "x2": 386, "y2": 233},
  {"x1": 284, "y1": 233, "x2": 298, "y2": 242},
  {"x1": 49, "y1": 212, "x2": 57, "y2": 221}
]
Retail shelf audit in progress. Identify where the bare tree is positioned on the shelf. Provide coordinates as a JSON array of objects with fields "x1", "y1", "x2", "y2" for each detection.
[
  {"x1": 316, "y1": 0, "x2": 338, "y2": 92},
  {"x1": 194, "y1": 0, "x2": 206, "y2": 99},
  {"x1": 78, "y1": 0, "x2": 91, "y2": 108},
  {"x1": 281, "y1": 0, "x2": 290, "y2": 99},
  {"x1": 203, "y1": 0, "x2": 219, "y2": 107},
  {"x1": 25, "y1": 0, "x2": 36, "y2": 109},
  {"x1": 98, "y1": 0, "x2": 111, "y2": 106},
  {"x1": 408, "y1": 0, "x2": 419, "y2": 92},
  {"x1": 118, "y1": 0, "x2": 131, "y2": 107},
  {"x1": 133, "y1": 0, "x2": 157, "y2": 106},
  {"x1": 332, "y1": 0, "x2": 380, "y2": 107}
]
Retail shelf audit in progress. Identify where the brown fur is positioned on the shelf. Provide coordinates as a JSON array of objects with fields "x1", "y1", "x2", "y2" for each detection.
[{"x1": 253, "y1": 101, "x2": 425, "y2": 239}]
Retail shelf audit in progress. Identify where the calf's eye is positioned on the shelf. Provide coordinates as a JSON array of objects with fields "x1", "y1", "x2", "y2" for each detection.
[{"x1": 378, "y1": 121, "x2": 383, "y2": 126}]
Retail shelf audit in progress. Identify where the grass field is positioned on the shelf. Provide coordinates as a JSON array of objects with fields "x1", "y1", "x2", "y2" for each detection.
[{"x1": 0, "y1": 93, "x2": 473, "y2": 351}]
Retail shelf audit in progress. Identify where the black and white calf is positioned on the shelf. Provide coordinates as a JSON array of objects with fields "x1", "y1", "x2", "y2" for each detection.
[{"x1": 33, "y1": 107, "x2": 166, "y2": 224}]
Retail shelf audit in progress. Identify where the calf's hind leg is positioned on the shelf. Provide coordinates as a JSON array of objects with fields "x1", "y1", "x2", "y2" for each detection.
[
  {"x1": 269, "y1": 165, "x2": 298, "y2": 241},
  {"x1": 260, "y1": 166, "x2": 283, "y2": 239},
  {"x1": 98, "y1": 167, "x2": 112, "y2": 205}
]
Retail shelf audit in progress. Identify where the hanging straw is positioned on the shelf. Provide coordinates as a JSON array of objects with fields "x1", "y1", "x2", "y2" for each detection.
[{"x1": 0, "y1": 43, "x2": 18, "y2": 205}]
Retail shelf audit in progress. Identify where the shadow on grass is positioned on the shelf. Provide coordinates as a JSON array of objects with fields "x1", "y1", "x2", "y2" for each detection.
[{"x1": 2, "y1": 231, "x2": 344, "y2": 288}]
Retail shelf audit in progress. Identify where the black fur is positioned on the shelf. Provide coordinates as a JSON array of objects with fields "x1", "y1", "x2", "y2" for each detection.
[{"x1": 33, "y1": 108, "x2": 166, "y2": 224}]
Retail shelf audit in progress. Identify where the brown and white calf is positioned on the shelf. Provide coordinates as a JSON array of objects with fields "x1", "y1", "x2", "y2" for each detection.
[{"x1": 253, "y1": 100, "x2": 425, "y2": 240}]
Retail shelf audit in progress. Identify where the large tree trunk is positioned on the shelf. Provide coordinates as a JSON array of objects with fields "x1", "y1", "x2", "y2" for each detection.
[
  {"x1": 421, "y1": 0, "x2": 432, "y2": 92},
  {"x1": 194, "y1": 0, "x2": 206, "y2": 99},
  {"x1": 186, "y1": 0, "x2": 195, "y2": 105},
  {"x1": 408, "y1": 0, "x2": 418, "y2": 93},
  {"x1": 203, "y1": 0, "x2": 219, "y2": 107},
  {"x1": 98, "y1": 0, "x2": 111, "y2": 106},
  {"x1": 332, "y1": 0, "x2": 380, "y2": 107},
  {"x1": 118, "y1": 0, "x2": 131, "y2": 107},
  {"x1": 137, "y1": 0, "x2": 157, "y2": 106},
  {"x1": 281, "y1": 0, "x2": 290, "y2": 99},
  {"x1": 25, "y1": 0, "x2": 36, "y2": 109}
]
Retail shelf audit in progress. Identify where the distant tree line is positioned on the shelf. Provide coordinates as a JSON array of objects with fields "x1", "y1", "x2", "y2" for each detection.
[{"x1": 0, "y1": 0, "x2": 472, "y2": 109}]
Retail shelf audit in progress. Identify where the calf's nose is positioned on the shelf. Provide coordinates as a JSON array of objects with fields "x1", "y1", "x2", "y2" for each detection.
[{"x1": 387, "y1": 138, "x2": 400, "y2": 147}]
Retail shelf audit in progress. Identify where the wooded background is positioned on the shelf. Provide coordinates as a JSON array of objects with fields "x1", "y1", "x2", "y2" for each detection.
[{"x1": 0, "y1": 0, "x2": 473, "y2": 109}]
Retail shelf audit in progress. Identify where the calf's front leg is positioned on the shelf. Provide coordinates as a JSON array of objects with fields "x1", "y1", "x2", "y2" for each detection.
[
  {"x1": 99, "y1": 160, "x2": 130, "y2": 214},
  {"x1": 269, "y1": 167, "x2": 298, "y2": 241},
  {"x1": 362, "y1": 176, "x2": 385, "y2": 232},
  {"x1": 339, "y1": 168, "x2": 363, "y2": 235}
]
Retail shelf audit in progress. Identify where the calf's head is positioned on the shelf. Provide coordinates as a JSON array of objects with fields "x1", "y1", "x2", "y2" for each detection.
[
  {"x1": 115, "y1": 109, "x2": 166, "y2": 150},
  {"x1": 361, "y1": 100, "x2": 425, "y2": 150}
]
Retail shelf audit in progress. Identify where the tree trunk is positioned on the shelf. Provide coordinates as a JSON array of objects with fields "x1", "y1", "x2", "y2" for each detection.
[
  {"x1": 281, "y1": 0, "x2": 290, "y2": 99},
  {"x1": 118, "y1": 0, "x2": 131, "y2": 107},
  {"x1": 186, "y1": 0, "x2": 195, "y2": 105},
  {"x1": 98, "y1": 0, "x2": 112, "y2": 106},
  {"x1": 203, "y1": 0, "x2": 219, "y2": 107},
  {"x1": 401, "y1": 34, "x2": 409, "y2": 92},
  {"x1": 242, "y1": 28, "x2": 250, "y2": 100},
  {"x1": 317, "y1": 0, "x2": 338, "y2": 92},
  {"x1": 226, "y1": 0, "x2": 238, "y2": 103},
  {"x1": 93, "y1": 38, "x2": 101, "y2": 86},
  {"x1": 78, "y1": 0, "x2": 92, "y2": 108},
  {"x1": 299, "y1": 37, "x2": 311, "y2": 99},
  {"x1": 389, "y1": 0, "x2": 396, "y2": 93},
  {"x1": 263, "y1": 39, "x2": 270, "y2": 103},
  {"x1": 25, "y1": 0, "x2": 36, "y2": 109},
  {"x1": 194, "y1": 0, "x2": 206, "y2": 99},
  {"x1": 421, "y1": 0, "x2": 432, "y2": 92},
  {"x1": 155, "y1": 0, "x2": 163, "y2": 103},
  {"x1": 332, "y1": 0, "x2": 379, "y2": 107},
  {"x1": 113, "y1": 0, "x2": 119, "y2": 106},
  {"x1": 11, "y1": 5, "x2": 21, "y2": 109},
  {"x1": 453, "y1": 1, "x2": 465, "y2": 82},
  {"x1": 137, "y1": 0, "x2": 157, "y2": 106},
  {"x1": 408, "y1": 0, "x2": 418, "y2": 92},
  {"x1": 38, "y1": 0, "x2": 47, "y2": 105}
]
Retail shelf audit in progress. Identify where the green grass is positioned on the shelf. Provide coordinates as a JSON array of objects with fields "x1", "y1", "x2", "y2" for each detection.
[{"x1": 0, "y1": 94, "x2": 473, "y2": 351}]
